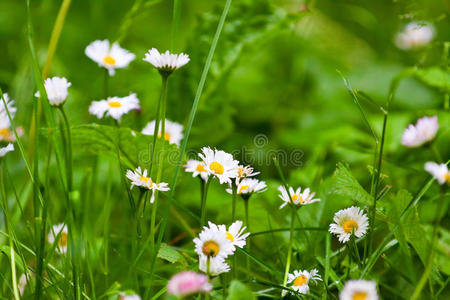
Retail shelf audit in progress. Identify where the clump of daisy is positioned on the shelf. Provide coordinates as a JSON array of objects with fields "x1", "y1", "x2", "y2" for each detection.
[
  {"x1": 89, "y1": 93, "x2": 140, "y2": 122},
  {"x1": 48, "y1": 223, "x2": 68, "y2": 254},
  {"x1": 329, "y1": 206, "x2": 369, "y2": 243},
  {"x1": 395, "y1": 21, "x2": 435, "y2": 50},
  {"x1": 0, "y1": 143, "x2": 14, "y2": 158},
  {"x1": 143, "y1": 48, "x2": 190, "y2": 76},
  {"x1": 34, "y1": 76, "x2": 71, "y2": 106},
  {"x1": 0, "y1": 93, "x2": 23, "y2": 142},
  {"x1": 425, "y1": 162, "x2": 449, "y2": 185},
  {"x1": 226, "y1": 178, "x2": 267, "y2": 196},
  {"x1": 278, "y1": 186, "x2": 320, "y2": 209},
  {"x1": 285, "y1": 269, "x2": 322, "y2": 295},
  {"x1": 340, "y1": 280, "x2": 378, "y2": 300},
  {"x1": 401, "y1": 116, "x2": 438, "y2": 148},
  {"x1": 85, "y1": 40, "x2": 135, "y2": 76},
  {"x1": 198, "y1": 147, "x2": 239, "y2": 184},
  {"x1": 142, "y1": 119, "x2": 184, "y2": 146},
  {"x1": 184, "y1": 159, "x2": 209, "y2": 181},
  {"x1": 126, "y1": 167, "x2": 169, "y2": 203},
  {"x1": 167, "y1": 271, "x2": 212, "y2": 297}
]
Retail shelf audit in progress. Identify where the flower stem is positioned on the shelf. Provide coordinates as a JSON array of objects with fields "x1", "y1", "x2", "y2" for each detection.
[
  {"x1": 244, "y1": 197, "x2": 251, "y2": 275},
  {"x1": 282, "y1": 204, "x2": 296, "y2": 290},
  {"x1": 104, "y1": 69, "x2": 109, "y2": 98},
  {"x1": 200, "y1": 179, "x2": 212, "y2": 226},
  {"x1": 149, "y1": 75, "x2": 168, "y2": 173},
  {"x1": 231, "y1": 183, "x2": 237, "y2": 221}
]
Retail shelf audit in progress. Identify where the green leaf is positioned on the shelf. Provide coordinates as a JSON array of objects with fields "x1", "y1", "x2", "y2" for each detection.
[
  {"x1": 332, "y1": 163, "x2": 373, "y2": 206},
  {"x1": 413, "y1": 67, "x2": 450, "y2": 92},
  {"x1": 227, "y1": 280, "x2": 255, "y2": 300},
  {"x1": 157, "y1": 243, "x2": 187, "y2": 265}
]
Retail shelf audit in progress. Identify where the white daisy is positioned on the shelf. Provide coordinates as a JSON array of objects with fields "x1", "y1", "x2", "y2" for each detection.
[
  {"x1": 184, "y1": 159, "x2": 209, "y2": 181},
  {"x1": 286, "y1": 269, "x2": 322, "y2": 295},
  {"x1": 226, "y1": 178, "x2": 267, "y2": 195},
  {"x1": 118, "y1": 293, "x2": 141, "y2": 300},
  {"x1": 199, "y1": 256, "x2": 230, "y2": 276},
  {"x1": 329, "y1": 206, "x2": 369, "y2": 243},
  {"x1": 85, "y1": 40, "x2": 135, "y2": 76},
  {"x1": 218, "y1": 220, "x2": 250, "y2": 250},
  {"x1": 198, "y1": 147, "x2": 239, "y2": 185},
  {"x1": 194, "y1": 221, "x2": 234, "y2": 260},
  {"x1": 0, "y1": 93, "x2": 18, "y2": 142},
  {"x1": 0, "y1": 143, "x2": 14, "y2": 157},
  {"x1": 395, "y1": 22, "x2": 435, "y2": 50},
  {"x1": 278, "y1": 186, "x2": 320, "y2": 209},
  {"x1": 34, "y1": 77, "x2": 71, "y2": 106},
  {"x1": 143, "y1": 48, "x2": 190, "y2": 73},
  {"x1": 142, "y1": 119, "x2": 184, "y2": 146},
  {"x1": 48, "y1": 223, "x2": 68, "y2": 254},
  {"x1": 339, "y1": 280, "x2": 378, "y2": 300},
  {"x1": 89, "y1": 93, "x2": 140, "y2": 122},
  {"x1": 425, "y1": 162, "x2": 449, "y2": 185},
  {"x1": 401, "y1": 116, "x2": 438, "y2": 147},
  {"x1": 125, "y1": 167, "x2": 169, "y2": 203},
  {"x1": 236, "y1": 165, "x2": 260, "y2": 184}
]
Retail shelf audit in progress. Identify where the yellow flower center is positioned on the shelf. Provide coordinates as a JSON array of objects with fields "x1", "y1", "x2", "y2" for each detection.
[
  {"x1": 293, "y1": 275, "x2": 307, "y2": 286},
  {"x1": 343, "y1": 220, "x2": 359, "y2": 233},
  {"x1": 226, "y1": 232, "x2": 234, "y2": 242},
  {"x1": 238, "y1": 167, "x2": 243, "y2": 177},
  {"x1": 108, "y1": 101, "x2": 122, "y2": 108},
  {"x1": 0, "y1": 128, "x2": 10, "y2": 138},
  {"x1": 58, "y1": 232, "x2": 68, "y2": 247},
  {"x1": 196, "y1": 164, "x2": 206, "y2": 172},
  {"x1": 238, "y1": 185, "x2": 249, "y2": 193},
  {"x1": 209, "y1": 161, "x2": 224, "y2": 175},
  {"x1": 202, "y1": 240, "x2": 220, "y2": 257},
  {"x1": 352, "y1": 291, "x2": 367, "y2": 300},
  {"x1": 445, "y1": 172, "x2": 450, "y2": 182},
  {"x1": 157, "y1": 132, "x2": 170, "y2": 141},
  {"x1": 103, "y1": 55, "x2": 116, "y2": 65}
]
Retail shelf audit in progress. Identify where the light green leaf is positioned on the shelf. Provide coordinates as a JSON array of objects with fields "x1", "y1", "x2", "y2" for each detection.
[
  {"x1": 227, "y1": 280, "x2": 255, "y2": 300},
  {"x1": 332, "y1": 163, "x2": 373, "y2": 206},
  {"x1": 157, "y1": 243, "x2": 187, "y2": 265},
  {"x1": 413, "y1": 67, "x2": 450, "y2": 92}
]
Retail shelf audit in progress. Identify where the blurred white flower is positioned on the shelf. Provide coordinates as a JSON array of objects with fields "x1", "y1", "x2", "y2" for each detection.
[
  {"x1": 199, "y1": 147, "x2": 239, "y2": 184},
  {"x1": 126, "y1": 167, "x2": 169, "y2": 203},
  {"x1": 0, "y1": 143, "x2": 14, "y2": 157},
  {"x1": 402, "y1": 116, "x2": 438, "y2": 147},
  {"x1": 118, "y1": 293, "x2": 141, "y2": 300},
  {"x1": 167, "y1": 271, "x2": 212, "y2": 297},
  {"x1": 48, "y1": 223, "x2": 68, "y2": 254},
  {"x1": 218, "y1": 220, "x2": 250, "y2": 250},
  {"x1": 89, "y1": 93, "x2": 140, "y2": 122},
  {"x1": 35, "y1": 77, "x2": 71, "y2": 106},
  {"x1": 226, "y1": 178, "x2": 267, "y2": 195},
  {"x1": 199, "y1": 255, "x2": 230, "y2": 276},
  {"x1": 0, "y1": 93, "x2": 19, "y2": 142},
  {"x1": 329, "y1": 206, "x2": 369, "y2": 243},
  {"x1": 340, "y1": 280, "x2": 378, "y2": 300},
  {"x1": 194, "y1": 221, "x2": 234, "y2": 260},
  {"x1": 395, "y1": 22, "x2": 435, "y2": 50},
  {"x1": 278, "y1": 186, "x2": 320, "y2": 209},
  {"x1": 85, "y1": 40, "x2": 135, "y2": 75},
  {"x1": 425, "y1": 162, "x2": 449, "y2": 185},
  {"x1": 184, "y1": 159, "x2": 209, "y2": 181},
  {"x1": 143, "y1": 48, "x2": 189, "y2": 73},
  {"x1": 286, "y1": 269, "x2": 322, "y2": 295},
  {"x1": 142, "y1": 119, "x2": 183, "y2": 146}
]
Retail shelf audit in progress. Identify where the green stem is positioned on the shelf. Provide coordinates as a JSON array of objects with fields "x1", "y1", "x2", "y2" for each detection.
[
  {"x1": 244, "y1": 197, "x2": 251, "y2": 275},
  {"x1": 59, "y1": 107, "x2": 73, "y2": 192},
  {"x1": 149, "y1": 75, "x2": 168, "y2": 173},
  {"x1": 136, "y1": 190, "x2": 147, "y2": 240},
  {"x1": 200, "y1": 179, "x2": 212, "y2": 226},
  {"x1": 231, "y1": 183, "x2": 237, "y2": 221},
  {"x1": 104, "y1": 68, "x2": 109, "y2": 98},
  {"x1": 282, "y1": 205, "x2": 296, "y2": 290}
]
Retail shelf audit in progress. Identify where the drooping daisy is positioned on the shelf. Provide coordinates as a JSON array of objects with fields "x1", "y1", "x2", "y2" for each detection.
[
  {"x1": 401, "y1": 116, "x2": 438, "y2": 147},
  {"x1": 236, "y1": 165, "x2": 260, "y2": 184},
  {"x1": 226, "y1": 178, "x2": 267, "y2": 195},
  {"x1": 329, "y1": 206, "x2": 369, "y2": 243},
  {"x1": 395, "y1": 22, "x2": 435, "y2": 50},
  {"x1": 142, "y1": 119, "x2": 184, "y2": 146},
  {"x1": 425, "y1": 162, "x2": 449, "y2": 185},
  {"x1": 167, "y1": 271, "x2": 212, "y2": 297},
  {"x1": 48, "y1": 223, "x2": 68, "y2": 254},
  {"x1": 194, "y1": 221, "x2": 234, "y2": 260},
  {"x1": 89, "y1": 93, "x2": 140, "y2": 122},
  {"x1": 198, "y1": 147, "x2": 239, "y2": 184},
  {"x1": 118, "y1": 293, "x2": 141, "y2": 300},
  {"x1": 0, "y1": 143, "x2": 14, "y2": 157},
  {"x1": 278, "y1": 186, "x2": 320, "y2": 209},
  {"x1": 218, "y1": 220, "x2": 250, "y2": 250},
  {"x1": 184, "y1": 159, "x2": 209, "y2": 181},
  {"x1": 199, "y1": 256, "x2": 230, "y2": 276},
  {"x1": 286, "y1": 269, "x2": 322, "y2": 295},
  {"x1": 143, "y1": 48, "x2": 190, "y2": 74},
  {"x1": 85, "y1": 40, "x2": 135, "y2": 76},
  {"x1": 340, "y1": 280, "x2": 378, "y2": 300},
  {"x1": 125, "y1": 167, "x2": 169, "y2": 203},
  {"x1": 34, "y1": 77, "x2": 71, "y2": 106}
]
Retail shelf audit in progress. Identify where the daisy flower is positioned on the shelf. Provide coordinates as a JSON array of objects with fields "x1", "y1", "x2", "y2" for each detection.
[
  {"x1": 167, "y1": 271, "x2": 212, "y2": 297},
  {"x1": 85, "y1": 40, "x2": 135, "y2": 76},
  {"x1": 143, "y1": 48, "x2": 190, "y2": 74},
  {"x1": 199, "y1": 256, "x2": 230, "y2": 276},
  {"x1": 340, "y1": 280, "x2": 378, "y2": 300},
  {"x1": 0, "y1": 143, "x2": 14, "y2": 157},
  {"x1": 18, "y1": 273, "x2": 30, "y2": 296},
  {"x1": 425, "y1": 162, "x2": 449, "y2": 185},
  {"x1": 236, "y1": 165, "x2": 260, "y2": 184},
  {"x1": 142, "y1": 119, "x2": 184, "y2": 146},
  {"x1": 89, "y1": 93, "x2": 140, "y2": 122},
  {"x1": 329, "y1": 206, "x2": 369, "y2": 243},
  {"x1": 218, "y1": 220, "x2": 250, "y2": 250},
  {"x1": 118, "y1": 293, "x2": 141, "y2": 300},
  {"x1": 395, "y1": 22, "x2": 435, "y2": 50},
  {"x1": 0, "y1": 93, "x2": 19, "y2": 142},
  {"x1": 198, "y1": 147, "x2": 239, "y2": 184},
  {"x1": 226, "y1": 178, "x2": 267, "y2": 195},
  {"x1": 48, "y1": 223, "x2": 68, "y2": 254},
  {"x1": 401, "y1": 116, "x2": 438, "y2": 147},
  {"x1": 278, "y1": 186, "x2": 320, "y2": 209},
  {"x1": 34, "y1": 77, "x2": 71, "y2": 106},
  {"x1": 126, "y1": 167, "x2": 169, "y2": 203},
  {"x1": 286, "y1": 269, "x2": 322, "y2": 295},
  {"x1": 184, "y1": 159, "x2": 209, "y2": 181},
  {"x1": 193, "y1": 221, "x2": 234, "y2": 259}
]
